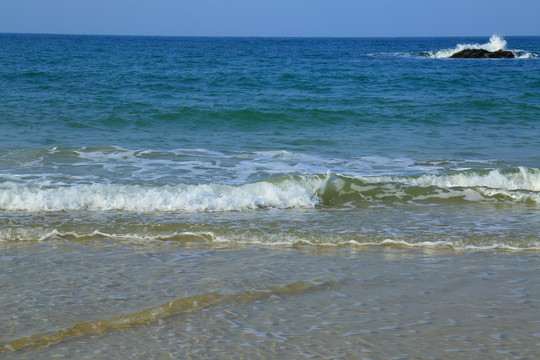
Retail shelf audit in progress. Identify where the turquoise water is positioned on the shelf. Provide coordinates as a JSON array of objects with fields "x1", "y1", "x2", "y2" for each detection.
[{"x1": 1, "y1": 34, "x2": 540, "y2": 358}]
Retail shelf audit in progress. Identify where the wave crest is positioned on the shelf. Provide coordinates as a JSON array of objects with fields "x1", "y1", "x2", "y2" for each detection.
[
  {"x1": 0, "y1": 177, "x2": 324, "y2": 212},
  {"x1": 1, "y1": 168, "x2": 539, "y2": 213},
  {"x1": 322, "y1": 167, "x2": 540, "y2": 205}
]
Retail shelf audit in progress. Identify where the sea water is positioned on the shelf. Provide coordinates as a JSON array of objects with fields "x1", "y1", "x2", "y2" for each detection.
[{"x1": 0, "y1": 34, "x2": 539, "y2": 359}]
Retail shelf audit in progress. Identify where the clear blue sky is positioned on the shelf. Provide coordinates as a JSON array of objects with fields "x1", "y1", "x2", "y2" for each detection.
[{"x1": 1, "y1": 0, "x2": 539, "y2": 37}]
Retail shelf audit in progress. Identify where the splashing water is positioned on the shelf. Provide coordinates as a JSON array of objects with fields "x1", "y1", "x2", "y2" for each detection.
[{"x1": 429, "y1": 34, "x2": 508, "y2": 59}]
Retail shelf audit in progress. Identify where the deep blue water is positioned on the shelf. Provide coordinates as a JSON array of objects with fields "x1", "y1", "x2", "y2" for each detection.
[{"x1": 0, "y1": 34, "x2": 539, "y2": 248}]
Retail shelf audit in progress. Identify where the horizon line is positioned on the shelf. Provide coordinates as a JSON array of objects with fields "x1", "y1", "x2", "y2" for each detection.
[{"x1": 1, "y1": 31, "x2": 538, "y2": 39}]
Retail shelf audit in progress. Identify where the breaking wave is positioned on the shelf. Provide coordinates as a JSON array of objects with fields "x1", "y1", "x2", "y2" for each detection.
[
  {"x1": 0, "y1": 167, "x2": 539, "y2": 212},
  {"x1": 0, "y1": 177, "x2": 324, "y2": 212},
  {"x1": 332, "y1": 167, "x2": 540, "y2": 205}
]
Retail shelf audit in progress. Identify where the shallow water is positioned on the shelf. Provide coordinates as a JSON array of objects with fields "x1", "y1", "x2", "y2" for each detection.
[{"x1": 1, "y1": 240, "x2": 539, "y2": 359}]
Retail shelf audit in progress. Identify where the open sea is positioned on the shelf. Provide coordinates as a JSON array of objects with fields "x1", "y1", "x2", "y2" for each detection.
[{"x1": 1, "y1": 34, "x2": 539, "y2": 359}]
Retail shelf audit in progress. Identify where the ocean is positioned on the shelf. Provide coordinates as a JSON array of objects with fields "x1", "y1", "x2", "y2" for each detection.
[{"x1": 1, "y1": 33, "x2": 539, "y2": 358}]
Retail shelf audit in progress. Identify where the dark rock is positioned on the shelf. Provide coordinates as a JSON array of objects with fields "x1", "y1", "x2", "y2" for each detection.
[{"x1": 450, "y1": 49, "x2": 515, "y2": 58}]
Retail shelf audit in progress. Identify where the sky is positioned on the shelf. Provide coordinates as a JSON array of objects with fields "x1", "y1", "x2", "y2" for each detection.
[{"x1": 1, "y1": 0, "x2": 539, "y2": 37}]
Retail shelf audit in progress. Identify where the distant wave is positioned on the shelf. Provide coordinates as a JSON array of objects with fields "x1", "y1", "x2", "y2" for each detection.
[
  {"x1": 424, "y1": 34, "x2": 536, "y2": 59},
  {"x1": 0, "y1": 167, "x2": 539, "y2": 212}
]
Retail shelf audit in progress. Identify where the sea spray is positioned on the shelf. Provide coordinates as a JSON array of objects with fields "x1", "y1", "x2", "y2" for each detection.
[{"x1": 428, "y1": 34, "x2": 509, "y2": 58}]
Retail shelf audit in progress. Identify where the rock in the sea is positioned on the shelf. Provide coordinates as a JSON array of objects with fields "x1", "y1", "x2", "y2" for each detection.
[{"x1": 450, "y1": 49, "x2": 515, "y2": 58}]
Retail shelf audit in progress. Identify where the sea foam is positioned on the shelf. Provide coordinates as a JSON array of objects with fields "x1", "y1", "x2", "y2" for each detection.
[
  {"x1": 1, "y1": 168, "x2": 539, "y2": 212},
  {"x1": 361, "y1": 167, "x2": 540, "y2": 192},
  {"x1": 0, "y1": 178, "x2": 324, "y2": 212},
  {"x1": 2, "y1": 227, "x2": 539, "y2": 251},
  {"x1": 428, "y1": 34, "x2": 508, "y2": 59},
  {"x1": 425, "y1": 34, "x2": 535, "y2": 59}
]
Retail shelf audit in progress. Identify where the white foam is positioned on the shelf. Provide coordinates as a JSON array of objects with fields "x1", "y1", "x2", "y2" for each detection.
[
  {"x1": 0, "y1": 146, "x2": 447, "y2": 190},
  {"x1": 348, "y1": 239, "x2": 540, "y2": 251},
  {"x1": 409, "y1": 167, "x2": 539, "y2": 191},
  {"x1": 0, "y1": 228, "x2": 215, "y2": 243},
  {"x1": 428, "y1": 34, "x2": 513, "y2": 59},
  {"x1": 356, "y1": 167, "x2": 539, "y2": 193},
  {"x1": 0, "y1": 177, "x2": 325, "y2": 212},
  {"x1": 192, "y1": 234, "x2": 540, "y2": 251},
  {"x1": 2, "y1": 227, "x2": 538, "y2": 251},
  {"x1": 513, "y1": 51, "x2": 536, "y2": 59}
]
